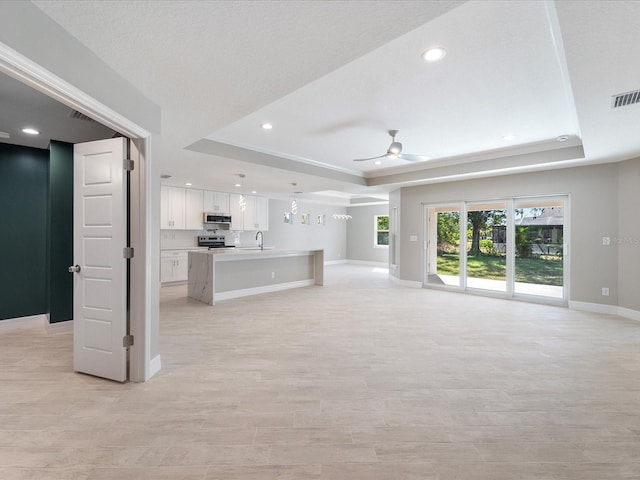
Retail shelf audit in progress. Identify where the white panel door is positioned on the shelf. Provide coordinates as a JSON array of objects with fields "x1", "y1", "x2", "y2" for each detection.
[{"x1": 73, "y1": 138, "x2": 127, "y2": 382}]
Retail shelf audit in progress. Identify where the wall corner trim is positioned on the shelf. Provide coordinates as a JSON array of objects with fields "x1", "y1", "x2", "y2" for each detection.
[
  {"x1": 45, "y1": 319, "x2": 73, "y2": 335},
  {"x1": 149, "y1": 354, "x2": 162, "y2": 380}
]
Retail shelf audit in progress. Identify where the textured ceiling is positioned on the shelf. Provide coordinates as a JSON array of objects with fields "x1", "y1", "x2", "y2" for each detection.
[{"x1": 18, "y1": 0, "x2": 640, "y2": 204}]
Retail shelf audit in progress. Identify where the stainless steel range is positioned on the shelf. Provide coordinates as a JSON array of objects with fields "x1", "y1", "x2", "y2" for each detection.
[{"x1": 197, "y1": 235, "x2": 231, "y2": 249}]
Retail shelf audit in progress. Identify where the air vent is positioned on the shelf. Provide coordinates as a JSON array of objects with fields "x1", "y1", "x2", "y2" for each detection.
[
  {"x1": 69, "y1": 109, "x2": 97, "y2": 122},
  {"x1": 612, "y1": 89, "x2": 640, "y2": 108}
]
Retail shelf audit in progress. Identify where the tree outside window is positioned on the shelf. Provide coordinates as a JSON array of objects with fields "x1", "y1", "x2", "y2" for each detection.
[{"x1": 375, "y1": 215, "x2": 389, "y2": 246}]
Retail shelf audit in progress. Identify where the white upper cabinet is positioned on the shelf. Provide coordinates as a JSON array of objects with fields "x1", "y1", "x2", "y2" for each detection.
[
  {"x1": 255, "y1": 196, "x2": 269, "y2": 231},
  {"x1": 203, "y1": 190, "x2": 230, "y2": 214},
  {"x1": 228, "y1": 194, "x2": 269, "y2": 231},
  {"x1": 229, "y1": 193, "x2": 244, "y2": 231},
  {"x1": 160, "y1": 186, "x2": 186, "y2": 229},
  {"x1": 162, "y1": 186, "x2": 202, "y2": 230},
  {"x1": 185, "y1": 188, "x2": 204, "y2": 230}
]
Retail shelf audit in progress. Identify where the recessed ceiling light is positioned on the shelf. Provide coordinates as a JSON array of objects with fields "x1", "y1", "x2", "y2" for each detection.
[
  {"x1": 185, "y1": 182, "x2": 192, "y2": 186},
  {"x1": 0, "y1": 131, "x2": 10, "y2": 139},
  {"x1": 22, "y1": 127, "x2": 40, "y2": 135},
  {"x1": 503, "y1": 134, "x2": 516, "y2": 141},
  {"x1": 556, "y1": 134, "x2": 569, "y2": 142},
  {"x1": 374, "y1": 160, "x2": 383, "y2": 165},
  {"x1": 422, "y1": 47, "x2": 446, "y2": 62},
  {"x1": 251, "y1": 190, "x2": 257, "y2": 194},
  {"x1": 235, "y1": 183, "x2": 241, "y2": 187},
  {"x1": 260, "y1": 123, "x2": 273, "y2": 130}
]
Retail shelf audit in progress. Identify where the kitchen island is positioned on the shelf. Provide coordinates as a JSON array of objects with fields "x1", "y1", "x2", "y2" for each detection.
[{"x1": 188, "y1": 248, "x2": 324, "y2": 305}]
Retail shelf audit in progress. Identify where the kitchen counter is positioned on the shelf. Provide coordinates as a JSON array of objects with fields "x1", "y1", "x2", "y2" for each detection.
[{"x1": 187, "y1": 248, "x2": 324, "y2": 305}]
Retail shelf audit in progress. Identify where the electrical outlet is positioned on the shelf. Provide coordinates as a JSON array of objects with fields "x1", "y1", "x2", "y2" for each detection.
[
  {"x1": 602, "y1": 236, "x2": 610, "y2": 246},
  {"x1": 602, "y1": 287, "x2": 610, "y2": 296},
  {"x1": 271, "y1": 272, "x2": 275, "y2": 279}
]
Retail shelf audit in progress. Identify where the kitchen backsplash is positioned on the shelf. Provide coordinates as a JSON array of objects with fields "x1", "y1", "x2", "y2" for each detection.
[{"x1": 161, "y1": 229, "x2": 259, "y2": 249}]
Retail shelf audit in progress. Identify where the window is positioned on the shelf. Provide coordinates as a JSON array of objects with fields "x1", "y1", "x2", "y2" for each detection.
[{"x1": 375, "y1": 215, "x2": 389, "y2": 246}]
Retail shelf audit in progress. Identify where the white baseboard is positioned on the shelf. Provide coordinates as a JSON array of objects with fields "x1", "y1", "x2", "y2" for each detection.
[
  {"x1": 346, "y1": 260, "x2": 389, "y2": 268},
  {"x1": 569, "y1": 301, "x2": 640, "y2": 322},
  {"x1": 325, "y1": 259, "x2": 348, "y2": 266},
  {"x1": 618, "y1": 306, "x2": 640, "y2": 322},
  {"x1": 0, "y1": 314, "x2": 47, "y2": 333},
  {"x1": 149, "y1": 354, "x2": 162, "y2": 379},
  {"x1": 45, "y1": 319, "x2": 73, "y2": 335},
  {"x1": 389, "y1": 275, "x2": 422, "y2": 288},
  {"x1": 215, "y1": 279, "x2": 315, "y2": 302}
]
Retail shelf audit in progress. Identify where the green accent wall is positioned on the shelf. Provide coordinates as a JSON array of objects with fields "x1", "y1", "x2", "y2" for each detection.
[
  {"x1": 0, "y1": 143, "x2": 49, "y2": 320},
  {"x1": 48, "y1": 141, "x2": 74, "y2": 323}
]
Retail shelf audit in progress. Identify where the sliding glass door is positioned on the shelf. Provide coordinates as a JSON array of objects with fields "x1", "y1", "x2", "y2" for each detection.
[
  {"x1": 466, "y1": 202, "x2": 508, "y2": 293},
  {"x1": 513, "y1": 198, "x2": 564, "y2": 299},
  {"x1": 424, "y1": 196, "x2": 567, "y2": 303},
  {"x1": 426, "y1": 206, "x2": 461, "y2": 287}
]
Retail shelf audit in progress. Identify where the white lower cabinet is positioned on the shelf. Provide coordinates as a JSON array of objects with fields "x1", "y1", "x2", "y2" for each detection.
[{"x1": 161, "y1": 250, "x2": 189, "y2": 283}]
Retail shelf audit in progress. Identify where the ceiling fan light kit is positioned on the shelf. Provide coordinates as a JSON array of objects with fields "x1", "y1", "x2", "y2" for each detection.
[{"x1": 353, "y1": 129, "x2": 428, "y2": 163}]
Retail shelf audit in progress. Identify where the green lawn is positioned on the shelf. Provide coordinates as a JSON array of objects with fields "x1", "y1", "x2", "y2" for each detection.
[{"x1": 437, "y1": 253, "x2": 563, "y2": 286}]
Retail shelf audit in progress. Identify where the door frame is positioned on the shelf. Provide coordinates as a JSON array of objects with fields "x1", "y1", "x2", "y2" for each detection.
[{"x1": 0, "y1": 44, "x2": 156, "y2": 381}]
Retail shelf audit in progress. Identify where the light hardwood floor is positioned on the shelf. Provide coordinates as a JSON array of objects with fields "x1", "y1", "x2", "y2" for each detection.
[{"x1": 1, "y1": 264, "x2": 639, "y2": 479}]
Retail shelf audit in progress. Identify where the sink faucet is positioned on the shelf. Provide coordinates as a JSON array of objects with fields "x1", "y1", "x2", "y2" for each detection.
[{"x1": 256, "y1": 230, "x2": 264, "y2": 250}]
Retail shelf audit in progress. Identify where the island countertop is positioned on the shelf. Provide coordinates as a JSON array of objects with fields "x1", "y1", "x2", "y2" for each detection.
[{"x1": 192, "y1": 248, "x2": 320, "y2": 261}]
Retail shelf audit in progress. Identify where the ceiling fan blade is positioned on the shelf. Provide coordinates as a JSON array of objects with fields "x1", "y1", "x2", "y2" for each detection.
[
  {"x1": 397, "y1": 153, "x2": 429, "y2": 162},
  {"x1": 353, "y1": 153, "x2": 389, "y2": 162}
]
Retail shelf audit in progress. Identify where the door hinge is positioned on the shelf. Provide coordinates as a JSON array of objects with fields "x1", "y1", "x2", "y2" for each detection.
[
  {"x1": 123, "y1": 335, "x2": 134, "y2": 348},
  {"x1": 123, "y1": 247, "x2": 134, "y2": 259},
  {"x1": 123, "y1": 159, "x2": 134, "y2": 171}
]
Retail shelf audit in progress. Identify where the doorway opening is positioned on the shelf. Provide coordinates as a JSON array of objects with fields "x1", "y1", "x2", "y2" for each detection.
[{"x1": 0, "y1": 45, "x2": 154, "y2": 382}]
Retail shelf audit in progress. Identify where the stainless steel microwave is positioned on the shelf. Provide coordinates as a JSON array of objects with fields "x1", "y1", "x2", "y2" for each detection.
[{"x1": 203, "y1": 213, "x2": 232, "y2": 224}]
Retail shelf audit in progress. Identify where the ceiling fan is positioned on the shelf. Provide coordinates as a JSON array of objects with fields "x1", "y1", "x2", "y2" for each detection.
[{"x1": 353, "y1": 130, "x2": 429, "y2": 162}]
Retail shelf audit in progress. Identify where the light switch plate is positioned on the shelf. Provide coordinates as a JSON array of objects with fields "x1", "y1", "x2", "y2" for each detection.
[
  {"x1": 409, "y1": 235, "x2": 418, "y2": 242},
  {"x1": 602, "y1": 236, "x2": 610, "y2": 245}
]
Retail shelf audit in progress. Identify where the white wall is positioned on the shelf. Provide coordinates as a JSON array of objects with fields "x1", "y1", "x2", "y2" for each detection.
[
  {"x1": 267, "y1": 199, "x2": 347, "y2": 262},
  {"x1": 347, "y1": 204, "x2": 389, "y2": 264},
  {"x1": 391, "y1": 162, "x2": 626, "y2": 306}
]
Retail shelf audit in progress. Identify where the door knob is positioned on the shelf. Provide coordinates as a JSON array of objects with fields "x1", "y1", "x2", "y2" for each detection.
[{"x1": 68, "y1": 265, "x2": 81, "y2": 273}]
